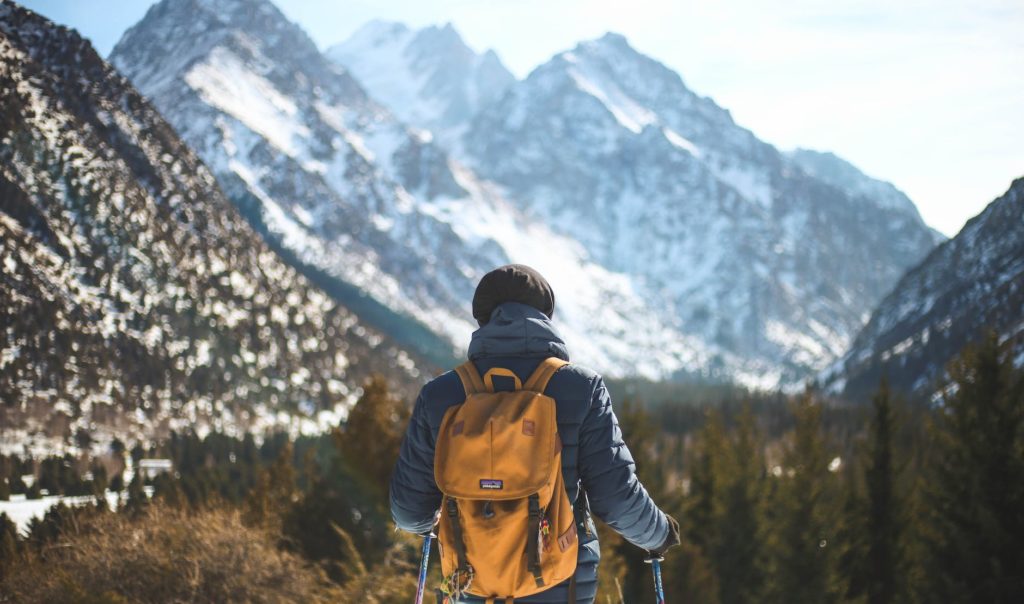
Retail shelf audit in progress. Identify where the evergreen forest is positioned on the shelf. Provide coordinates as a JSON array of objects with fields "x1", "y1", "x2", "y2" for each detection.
[{"x1": 2, "y1": 336, "x2": 1022, "y2": 603}]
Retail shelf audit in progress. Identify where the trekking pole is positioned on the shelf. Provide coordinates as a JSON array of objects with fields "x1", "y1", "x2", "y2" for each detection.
[
  {"x1": 644, "y1": 554, "x2": 666, "y2": 604},
  {"x1": 415, "y1": 532, "x2": 434, "y2": 604}
]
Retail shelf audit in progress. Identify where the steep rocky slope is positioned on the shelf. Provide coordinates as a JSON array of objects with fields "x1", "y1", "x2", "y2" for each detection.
[
  {"x1": 110, "y1": 0, "x2": 712, "y2": 380},
  {"x1": 461, "y1": 33, "x2": 942, "y2": 385},
  {"x1": 822, "y1": 178, "x2": 1024, "y2": 400},
  {"x1": 111, "y1": 0, "x2": 944, "y2": 387},
  {"x1": 0, "y1": 1, "x2": 422, "y2": 452}
]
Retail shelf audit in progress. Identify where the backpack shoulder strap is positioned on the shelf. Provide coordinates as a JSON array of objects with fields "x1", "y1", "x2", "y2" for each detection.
[
  {"x1": 454, "y1": 361, "x2": 485, "y2": 396},
  {"x1": 523, "y1": 357, "x2": 569, "y2": 393}
]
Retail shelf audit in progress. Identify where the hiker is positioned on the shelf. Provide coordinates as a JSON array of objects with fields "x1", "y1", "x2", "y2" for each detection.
[{"x1": 391, "y1": 264, "x2": 680, "y2": 603}]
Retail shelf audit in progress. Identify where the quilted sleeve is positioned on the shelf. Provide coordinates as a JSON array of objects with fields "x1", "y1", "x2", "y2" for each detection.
[
  {"x1": 576, "y1": 376, "x2": 669, "y2": 551},
  {"x1": 389, "y1": 388, "x2": 442, "y2": 534}
]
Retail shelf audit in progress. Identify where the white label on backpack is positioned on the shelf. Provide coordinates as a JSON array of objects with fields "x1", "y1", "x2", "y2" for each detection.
[{"x1": 480, "y1": 479, "x2": 504, "y2": 490}]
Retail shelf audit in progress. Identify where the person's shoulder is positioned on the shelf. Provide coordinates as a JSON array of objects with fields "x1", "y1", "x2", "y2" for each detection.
[
  {"x1": 420, "y1": 369, "x2": 465, "y2": 402},
  {"x1": 549, "y1": 361, "x2": 603, "y2": 397},
  {"x1": 558, "y1": 361, "x2": 601, "y2": 382}
]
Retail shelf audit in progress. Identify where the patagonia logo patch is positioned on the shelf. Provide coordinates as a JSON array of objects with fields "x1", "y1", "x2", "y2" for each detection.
[
  {"x1": 479, "y1": 479, "x2": 504, "y2": 490},
  {"x1": 523, "y1": 419, "x2": 536, "y2": 436}
]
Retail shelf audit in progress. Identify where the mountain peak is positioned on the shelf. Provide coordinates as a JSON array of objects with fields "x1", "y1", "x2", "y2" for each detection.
[
  {"x1": 327, "y1": 20, "x2": 514, "y2": 144},
  {"x1": 412, "y1": 21, "x2": 473, "y2": 54},
  {"x1": 345, "y1": 19, "x2": 412, "y2": 46},
  {"x1": 112, "y1": 0, "x2": 369, "y2": 110},
  {"x1": 571, "y1": 31, "x2": 638, "y2": 60},
  {"x1": 595, "y1": 31, "x2": 631, "y2": 47}
]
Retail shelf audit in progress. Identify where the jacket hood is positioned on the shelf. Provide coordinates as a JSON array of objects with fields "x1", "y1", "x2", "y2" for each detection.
[{"x1": 468, "y1": 302, "x2": 570, "y2": 361}]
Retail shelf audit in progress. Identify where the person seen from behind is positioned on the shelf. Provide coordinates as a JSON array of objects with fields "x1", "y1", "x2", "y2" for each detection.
[{"x1": 390, "y1": 264, "x2": 680, "y2": 603}]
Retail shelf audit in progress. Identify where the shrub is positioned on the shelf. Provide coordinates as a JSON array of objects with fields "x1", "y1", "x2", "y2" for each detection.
[{"x1": 1, "y1": 504, "x2": 343, "y2": 603}]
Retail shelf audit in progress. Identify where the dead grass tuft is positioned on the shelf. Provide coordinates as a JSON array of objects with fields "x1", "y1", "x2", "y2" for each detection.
[{"x1": 2, "y1": 503, "x2": 344, "y2": 603}]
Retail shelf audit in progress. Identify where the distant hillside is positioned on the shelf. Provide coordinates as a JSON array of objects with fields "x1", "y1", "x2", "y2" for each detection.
[
  {"x1": 0, "y1": 0, "x2": 424, "y2": 453},
  {"x1": 821, "y1": 177, "x2": 1024, "y2": 400}
]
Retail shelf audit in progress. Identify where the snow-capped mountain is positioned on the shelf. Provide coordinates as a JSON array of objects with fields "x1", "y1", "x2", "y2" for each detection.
[
  {"x1": 326, "y1": 20, "x2": 514, "y2": 150},
  {"x1": 0, "y1": 0, "x2": 422, "y2": 452},
  {"x1": 822, "y1": 177, "x2": 1024, "y2": 400},
  {"x1": 110, "y1": 0, "x2": 706, "y2": 380},
  {"x1": 461, "y1": 33, "x2": 943, "y2": 385}
]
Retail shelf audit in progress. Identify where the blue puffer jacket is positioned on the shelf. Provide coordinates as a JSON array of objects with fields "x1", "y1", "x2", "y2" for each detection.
[{"x1": 390, "y1": 302, "x2": 670, "y2": 603}]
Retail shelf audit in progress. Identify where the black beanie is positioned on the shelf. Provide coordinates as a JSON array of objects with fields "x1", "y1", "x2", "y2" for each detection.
[{"x1": 472, "y1": 264, "x2": 555, "y2": 326}]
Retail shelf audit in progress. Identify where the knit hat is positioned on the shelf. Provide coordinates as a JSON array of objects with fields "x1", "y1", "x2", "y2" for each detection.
[{"x1": 472, "y1": 264, "x2": 555, "y2": 326}]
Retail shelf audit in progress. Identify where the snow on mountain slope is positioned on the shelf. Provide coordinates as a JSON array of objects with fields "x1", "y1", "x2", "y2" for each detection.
[
  {"x1": 463, "y1": 33, "x2": 943, "y2": 385},
  {"x1": 326, "y1": 20, "x2": 515, "y2": 150},
  {"x1": 0, "y1": 0, "x2": 422, "y2": 451},
  {"x1": 110, "y1": 0, "x2": 702, "y2": 379},
  {"x1": 787, "y1": 148, "x2": 945, "y2": 245},
  {"x1": 821, "y1": 177, "x2": 1024, "y2": 401}
]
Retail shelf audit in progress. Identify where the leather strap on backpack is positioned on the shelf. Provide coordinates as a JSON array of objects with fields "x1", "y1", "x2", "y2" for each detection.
[
  {"x1": 456, "y1": 358, "x2": 566, "y2": 396},
  {"x1": 482, "y1": 367, "x2": 522, "y2": 392},
  {"x1": 455, "y1": 362, "x2": 486, "y2": 396}
]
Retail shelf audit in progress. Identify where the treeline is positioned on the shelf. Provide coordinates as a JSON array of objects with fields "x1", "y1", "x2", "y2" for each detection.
[
  {"x1": 602, "y1": 334, "x2": 1023, "y2": 604},
  {"x1": 2, "y1": 338, "x2": 1022, "y2": 602},
  {"x1": 1, "y1": 376, "x2": 417, "y2": 602}
]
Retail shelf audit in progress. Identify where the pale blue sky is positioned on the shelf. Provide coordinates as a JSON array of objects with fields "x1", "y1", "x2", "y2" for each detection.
[{"x1": 19, "y1": 0, "x2": 1024, "y2": 236}]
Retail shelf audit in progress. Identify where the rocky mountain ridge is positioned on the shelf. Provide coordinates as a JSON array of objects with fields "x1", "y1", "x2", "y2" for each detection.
[
  {"x1": 0, "y1": 0, "x2": 422, "y2": 454},
  {"x1": 821, "y1": 177, "x2": 1024, "y2": 400},
  {"x1": 110, "y1": 0, "x2": 946, "y2": 387},
  {"x1": 459, "y1": 33, "x2": 943, "y2": 385},
  {"x1": 326, "y1": 19, "x2": 515, "y2": 151},
  {"x1": 110, "y1": 0, "x2": 707, "y2": 381}
]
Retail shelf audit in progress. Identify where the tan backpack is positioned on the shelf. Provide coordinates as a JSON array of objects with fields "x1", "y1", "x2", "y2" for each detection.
[{"x1": 434, "y1": 357, "x2": 579, "y2": 603}]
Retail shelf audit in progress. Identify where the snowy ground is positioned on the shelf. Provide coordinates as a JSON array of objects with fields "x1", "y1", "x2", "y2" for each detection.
[{"x1": 0, "y1": 489, "x2": 148, "y2": 535}]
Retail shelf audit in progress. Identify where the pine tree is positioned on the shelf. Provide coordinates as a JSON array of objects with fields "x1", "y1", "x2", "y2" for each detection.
[
  {"x1": 89, "y1": 462, "x2": 109, "y2": 508},
  {"x1": 837, "y1": 462, "x2": 868, "y2": 603},
  {"x1": 152, "y1": 472, "x2": 186, "y2": 509},
  {"x1": 715, "y1": 405, "x2": 766, "y2": 604},
  {"x1": 768, "y1": 391, "x2": 842, "y2": 604},
  {"x1": 686, "y1": 409, "x2": 726, "y2": 556},
  {"x1": 611, "y1": 399, "x2": 696, "y2": 603},
  {"x1": 108, "y1": 472, "x2": 124, "y2": 493},
  {"x1": 0, "y1": 512, "x2": 18, "y2": 579},
  {"x1": 923, "y1": 335, "x2": 1024, "y2": 603},
  {"x1": 245, "y1": 441, "x2": 296, "y2": 529},
  {"x1": 335, "y1": 375, "x2": 408, "y2": 501},
  {"x1": 124, "y1": 468, "x2": 148, "y2": 516},
  {"x1": 863, "y1": 379, "x2": 906, "y2": 604}
]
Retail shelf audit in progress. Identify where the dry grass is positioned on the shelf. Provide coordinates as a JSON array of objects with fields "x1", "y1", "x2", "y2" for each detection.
[{"x1": 1, "y1": 504, "x2": 345, "y2": 603}]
